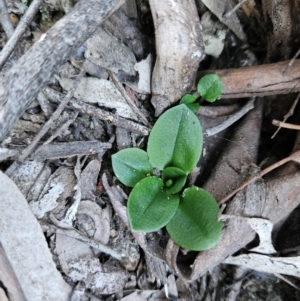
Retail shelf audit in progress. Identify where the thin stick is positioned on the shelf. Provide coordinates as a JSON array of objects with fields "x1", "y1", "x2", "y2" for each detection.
[
  {"x1": 219, "y1": 150, "x2": 300, "y2": 204},
  {"x1": 223, "y1": 0, "x2": 249, "y2": 19},
  {"x1": 0, "y1": 0, "x2": 44, "y2": 69},
  {"x1": 109, "y1": 71, "x2": 150, "y2": 126},
  {"x1": 0, "y1": 0, "x2": 14, "y2": 39},
  {"x1": 205, "y1": 98, "x2": 255, "y2": 137},
  {"x1": 272, "y1": 119, "x2": 300, "y2": 131},
  {"x1": 18, "y1": 69, "x2": 85, "y2": 162},
  {"x1": 271, "y1": 93, "x2": 300, "y2": 138}
]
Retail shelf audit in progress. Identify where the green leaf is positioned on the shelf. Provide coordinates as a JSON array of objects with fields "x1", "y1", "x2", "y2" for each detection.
[
  {"x1": 112, "y1": 148, "x2": 153, "y2": 187},
  {"x1": 180, "y1": 94, "x2": 200, "y2": 112},
  {"x1": 197, "y1": 74, "x2": 223, "y2": 102},
  {"x1": 180, "y1": 94, "x2": 198, "y2": 104},
  {"x1": 147, "y1": 104, "x2": 203, "y2": 173},
  {"x1": 185, "y1": 103, "x2": 200, "y2": 113},
  {"x1": 166, "y1": 187, "x2": 222, "y2": 251},
  {"x1": 162, "y1": 167, "x2": 187, "y2": 194},
  {"x1": 128, "y1": 177, "x2": 180, "y2": 232}
]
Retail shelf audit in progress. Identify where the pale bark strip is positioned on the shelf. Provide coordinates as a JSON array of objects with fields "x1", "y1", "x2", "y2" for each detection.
[
  {"x1": 0, "y1": 0, "x2": 124, "y2": 142},
  {"x1": 149, "y1": 0, "x2": 205, "y2": 115},
  {"x1": 0, "y1": 171, "x2": 72, "y2": 301}
]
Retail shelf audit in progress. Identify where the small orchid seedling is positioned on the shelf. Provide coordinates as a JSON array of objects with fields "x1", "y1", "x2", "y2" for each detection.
[{"x1": 112, "y1": 74, "x2": 223, "y2": 251}]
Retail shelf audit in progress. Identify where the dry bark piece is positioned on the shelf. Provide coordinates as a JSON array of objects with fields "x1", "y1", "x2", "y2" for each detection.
[
  {"x1": 224, "y1": 254, "x2": 300, "y2": 277},
  {"x1": 85, "y1": 27, "x2": 136, "y2": 76},
  {"x1": 201, "y1": 0, "x2": 247, "y2": 42},
  {"x1": 0, "y1": 171, "x2": 72, "y2": 300},
  {"x1": 68, "y1": 257, "x2": 128, "y2": 295},
  {"x1": 58, "y1": 76, "x2": 138, "y2": 120},
  {"x1": 0, "y1": 0, "x2": 125, "y2": 142},
  {"x1": 125, "y1": 53, "x2": 152, "y2": 94},
  {"x1": 261, "y1": 0, "x2": 300, "y2": 62},
  {"x1": 6, "y1": 160, "x2": 51, "y2": 202},
  {"x1": 10, "y1": 119, "x2": 41, "y2": 133},
  {"x1": 149, "y1": 0, "x2": 205, "y2": 115},
  {"x1": 33, "y1": 140, "x2": 112, "y2": 160},
  {"x1": 201, "y1": 11, "x2": 228, "y2": 58},
  {"x1": 0, "y1": 147, "x2": 19, "y2": 161},
  {"x1": 199, "y1": 60, "x2": 300, "y2": 99},
  {"x1": 80, "y1": 159, "x2": 101, "y2": 199},
  {"x1": 104, "y1": 8, "x2": 145, "y2": 60}
]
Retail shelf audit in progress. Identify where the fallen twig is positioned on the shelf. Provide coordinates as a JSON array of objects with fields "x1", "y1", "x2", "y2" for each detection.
[
  {"x1": 272, "y1": 119, "x2": 300, "y2": 131},
  {"x1": 198, "y1": 60, "x2": 300, "y2": 99},
  {"x1": 271, "y1": 93, "x2": 300, "y2": 138}
]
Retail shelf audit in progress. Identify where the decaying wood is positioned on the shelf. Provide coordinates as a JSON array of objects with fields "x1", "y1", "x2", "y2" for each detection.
[
  {"x1": 149, "y1": 0, "x2": 205, "y2": 115},
  {"x1": 199, "y1": 60, "x2": 300, "y2": 99},
  {"x1": 0, "y1": 0, "x2": 125, "y2": 142}
]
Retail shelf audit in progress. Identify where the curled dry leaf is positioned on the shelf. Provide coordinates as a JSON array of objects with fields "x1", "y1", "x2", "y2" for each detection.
[
  {"x1": 77, "y1": 200, "x2": 111, "y2": 254},
  {"x1": 80, "y1": 159, "x2": 101, "y2": 200},
  {"x1": 149, "y1": 0, "x2": 205, "y2": 115}
]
